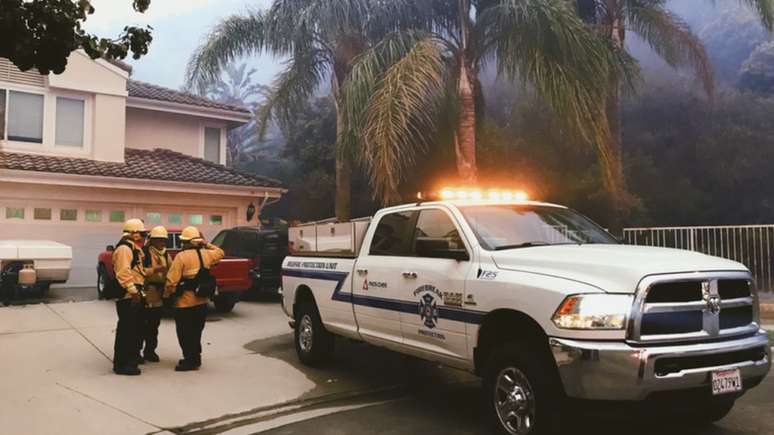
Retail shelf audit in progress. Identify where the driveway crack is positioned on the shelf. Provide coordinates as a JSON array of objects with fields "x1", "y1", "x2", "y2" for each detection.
[
  {"x1": 44, "y1": 304, "x2": 112, "y2": 362},
  {"x1": 56, "y1": 382, "x2": 161, "y2": 430}
]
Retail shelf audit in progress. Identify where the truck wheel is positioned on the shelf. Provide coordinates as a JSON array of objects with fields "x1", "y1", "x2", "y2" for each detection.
[
  {"x1": 693, "y1": 398, "x2": 735, "y2": 424},
  {"x1": 484, "y1": 342, "x2": 563, "y2": 435},
  {"x1": 294, "y1": 300, "x2": 334, "y2": 366},
  {"x1": 97, "y1": 265, "x2": 108, "y2": 300},
  {"x1": 214, "y1": 295, "x2": 237, "y2": 313}
]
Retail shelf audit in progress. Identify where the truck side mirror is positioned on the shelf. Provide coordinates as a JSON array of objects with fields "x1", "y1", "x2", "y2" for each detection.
[
  {"x1": 415, "y1": 238, "x2": 470, "y2": 262},
  {"x1": 106, "y1": 245, "x2": 115, "y2": 252}
]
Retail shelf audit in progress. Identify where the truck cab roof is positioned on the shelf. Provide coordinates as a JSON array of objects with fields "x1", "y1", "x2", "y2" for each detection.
[{"x1": 378, "y1": 199, "x2": 567, "y2": 214}]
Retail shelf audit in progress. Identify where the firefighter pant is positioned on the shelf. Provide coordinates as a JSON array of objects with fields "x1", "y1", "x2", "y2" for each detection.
[
  {"x1": 142, "y1": 307, "x2": 163, "y2": 354},
  {"x1": 174, "y1": 304, "x2": 207, "y2": 365},
  {"x1": 114, "y1": 299, "x2": 143, "y2": 369}
]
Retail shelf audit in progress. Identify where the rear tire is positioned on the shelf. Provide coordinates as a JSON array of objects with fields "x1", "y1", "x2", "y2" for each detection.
[
  {"x1": 294, "y1": 299, "x2": 334, "y2": 366},
  {"x1": 97, "y1": 265, "x2": 107, "y2": 300},
  {"x1": 483, "y1": 341, "x2": 564, "y2": 435}
]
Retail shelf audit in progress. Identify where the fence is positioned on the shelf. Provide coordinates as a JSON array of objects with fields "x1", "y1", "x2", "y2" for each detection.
[{"x1": 623, "y1": 225, "x2": 774, "y2": 292}]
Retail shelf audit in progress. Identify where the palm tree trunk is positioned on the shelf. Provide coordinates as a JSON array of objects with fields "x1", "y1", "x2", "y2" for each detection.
[
  {"x1": 603, "y1": 3, "x2": 631, "y2": 235},
  {"x1": 335, "y1": 113, "x2": 352, "y2": 222},
  {"x1": 332, "y1": 71, "x2": 352, "y2": 222},
  {"x1": 455, "y1": 0, "x2": 478, "y2": 184}
]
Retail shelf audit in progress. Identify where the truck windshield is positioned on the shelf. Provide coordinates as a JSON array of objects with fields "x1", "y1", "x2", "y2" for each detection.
[{"x1": 458, "y1": 205, "x2": 617, "y2": 250}]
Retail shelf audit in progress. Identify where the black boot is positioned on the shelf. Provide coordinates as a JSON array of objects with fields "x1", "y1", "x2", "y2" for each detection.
[
  {"x1": 175, "y1": 360, "x2": 199, "y2": 371},
  {"x1": 143, "y1": 350, "x2": 160, "y2": 363},
  {"x1": 114, "y1": 366, "x2": 141, "y2": 376}
]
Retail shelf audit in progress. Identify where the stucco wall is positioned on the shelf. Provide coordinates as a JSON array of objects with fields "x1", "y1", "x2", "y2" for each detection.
[
  {"x1": 91, "y1": 94, "x2": 126, "y2": 162},
  {"x1": 0, "y1": 181, "x2": 259, "y2": 288},
  {"x1": 125, "y1": 108, "x2": 227, "y2": 159}
]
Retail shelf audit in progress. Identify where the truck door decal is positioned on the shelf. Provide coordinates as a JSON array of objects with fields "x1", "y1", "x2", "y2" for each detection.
[
  {"x1": 283, "y1": 268, "x2": 486, "y2": 325},
  {"x1": 282, "y1": 268, "x2": 352, "y2": 302}
]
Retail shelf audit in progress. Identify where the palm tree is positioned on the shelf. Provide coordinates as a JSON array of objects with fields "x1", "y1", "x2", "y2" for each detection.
[
  {"x1": 573, "y1": 0, "x2": 774, "y2": 225},
  {"x1": 344, "y1": 0, "x2": 627, "y2": 204},
  {"x1": 186, "y1": 1, "x2": 414, "y2": 221},
  {"x1": 197, "y1": 63, "x2": 271, "y2": 164}
]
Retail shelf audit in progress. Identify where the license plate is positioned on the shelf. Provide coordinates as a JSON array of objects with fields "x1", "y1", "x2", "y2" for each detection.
[{"x1": 711, "y1": 369, "x2": 743, "y2": 395}]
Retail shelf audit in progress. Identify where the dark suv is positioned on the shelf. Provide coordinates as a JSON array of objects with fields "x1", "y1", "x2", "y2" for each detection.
[{"x1": 211, "y1": 227, "x2": 288, "y2": 296}]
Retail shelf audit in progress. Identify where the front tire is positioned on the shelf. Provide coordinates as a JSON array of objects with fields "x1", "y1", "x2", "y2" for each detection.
[
  {"x1": 214, "y1": 294, "x2": 237, "y2": 313},
  {"x1": 294, "y1": 299, "x2": 334, "y2": 366},
  {"x1": 483, "y1": 342, "x2": 564, "y2": 435}
]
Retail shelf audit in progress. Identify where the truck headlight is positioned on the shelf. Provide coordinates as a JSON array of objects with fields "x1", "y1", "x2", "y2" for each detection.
[{"x1": 552, "y1": 294, "x2": 633, "y2": 330}]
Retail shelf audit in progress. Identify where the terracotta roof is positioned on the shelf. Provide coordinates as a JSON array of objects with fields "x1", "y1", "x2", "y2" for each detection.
[
  {"x1": 106, "y1": 58, "x2": 133, "y2": 74},
  {"x1": 127, "y1": 80, "x2": 251, "y2": 114},
  {"x1": 0, "y1": 148, "x2": 281, "y2": 188}
]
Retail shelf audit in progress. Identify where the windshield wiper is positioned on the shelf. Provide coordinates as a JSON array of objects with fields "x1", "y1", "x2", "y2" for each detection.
[{"x1": 493, "y1": 242, "x2": 552, "y2": 251}]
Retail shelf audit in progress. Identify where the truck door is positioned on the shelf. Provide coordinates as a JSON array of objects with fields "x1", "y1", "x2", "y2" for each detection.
[
  {"x1": 399, "y1": 208, "x2": 475, "y2": 362},
  {"x1": 352, "y1": 210, "x2": 417, "y2": 348}
]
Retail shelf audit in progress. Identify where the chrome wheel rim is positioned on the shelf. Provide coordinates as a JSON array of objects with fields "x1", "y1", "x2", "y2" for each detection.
[
  {"x1": 494, "y1": 367, "x2": 536, "y2": 435},
  {"x1": 97, "y1": 273, "x2": 105, "y2": 293},
  {"x1": 298, "y1": 315, "x2": 314, "y2": 353}
]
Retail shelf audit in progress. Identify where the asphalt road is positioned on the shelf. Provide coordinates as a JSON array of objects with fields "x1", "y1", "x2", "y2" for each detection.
[{"x1": 250, "y1": 336, "x2": 774, "y2": 435}]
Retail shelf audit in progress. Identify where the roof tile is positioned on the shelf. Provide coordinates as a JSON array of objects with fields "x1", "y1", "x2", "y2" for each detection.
[
  {"x1": 127, "y1": 80, "x2": 251, "y2": 114},
  {"x1": 0, "y1": 148, "x2": 281, "y2": 188}
]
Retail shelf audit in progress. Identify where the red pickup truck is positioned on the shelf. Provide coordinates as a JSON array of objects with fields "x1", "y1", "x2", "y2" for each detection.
[{"x1": 96, "y1": 229, "x2": 254, "y2": 312}]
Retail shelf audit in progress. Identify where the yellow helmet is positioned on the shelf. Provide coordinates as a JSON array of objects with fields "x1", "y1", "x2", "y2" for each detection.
[
  {"x1": 122, "y1": 218, "x2": 146, "y2": 234},
  {"x1": 180, "y1": 226, "x2": 202, "y2": 242},
  {"x1": 149, "y1": 226, "x2": 168, "y2": 239}
]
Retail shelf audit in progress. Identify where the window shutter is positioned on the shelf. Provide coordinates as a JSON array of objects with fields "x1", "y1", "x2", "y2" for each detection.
[{"x1": 0, "y1": 58, "x2": 47, "y2": 88}]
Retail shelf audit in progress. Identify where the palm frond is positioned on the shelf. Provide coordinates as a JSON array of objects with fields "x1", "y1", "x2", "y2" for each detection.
[
  {"x1": 740, "y1": 0, "x2": 774, "y2": 31},
  {"x1": 256, "y1": 50, "x2": 328, "y2": 141},
  {"x1": 345, "y1": 34, "x2": 449, "y2": 204},
  {"x1": 479, "y1": 0, "x2": 614, "y2": 156},
  {"x1": 185, "y1": 11, "x2": 266, "y2": 94},
  {"x1": 626, "y1": 1, "x2": 714, "y2": 96}
]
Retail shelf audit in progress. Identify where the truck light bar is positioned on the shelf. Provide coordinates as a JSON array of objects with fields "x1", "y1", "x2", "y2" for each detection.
[{"x1": 433, "y1": 188, "x2": 529, "y2": 202}]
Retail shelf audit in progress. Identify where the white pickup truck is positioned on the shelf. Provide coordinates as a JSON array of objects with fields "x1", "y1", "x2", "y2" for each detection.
[
  {"x1": 0, "y1": 240, "x2": 71, "y2": 302},
  {"x1": 281, "y1": 197, "x2": 771, "y2": 434}
]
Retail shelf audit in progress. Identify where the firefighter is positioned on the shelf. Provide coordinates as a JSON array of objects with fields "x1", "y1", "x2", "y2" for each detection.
[
  {"x1": 112, "y1": 219, "x2": 147, "y2": 376},
  {"x1": 164, "y1": 226, "x2": 224, "y2": 371},
  {"x1": 141, "y1": 226, "x2": 170, "y2": 363}
]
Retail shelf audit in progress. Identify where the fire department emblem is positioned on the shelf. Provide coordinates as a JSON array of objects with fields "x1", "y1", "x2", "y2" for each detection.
[{"x1": 419, "y1": 293, "x2": 439, "y2": 329}]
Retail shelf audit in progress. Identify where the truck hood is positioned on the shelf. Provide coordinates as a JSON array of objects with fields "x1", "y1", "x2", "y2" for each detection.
[{"x1": 491, "y1": 244, "x2": 747, "y2": 293}]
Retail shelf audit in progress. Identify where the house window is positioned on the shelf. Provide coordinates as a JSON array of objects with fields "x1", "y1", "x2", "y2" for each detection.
[
  {"x1": 6, "y1": 207, "x2": 24, "y2": 219},
  {"x1": 34, "y1": 208, "x2": 52, "y2": 220},
  {"x1": 168, "y1": 213, "x2": 183, "y2": 226},
  {"x1": 6, "y1": 91, "x2": 44, "y2": 143},
  {"x1": 109, "y1": 210, "x2": 125, "y2": 223},
  {"x1": 189, "y1": 214, "x2": 203, "y2": 225},
  {"x1": 85, "y1": 210, "x2": 102, "y2": 222},
  {"x1": 209, "y1": 215, "x2": 223, "y2": 225},
  {"x1": 146, "y1": 212, "x2": 162, "y2": 225},
  {"x1": 204, "y1": 127, "x2": 221, "y2": 164},
  {"x1": 55, "y1": 97, "x2": 85, "y2": 147},
  {"x1": 60, "y1": 209, "x2": 78, "y2": 221}
]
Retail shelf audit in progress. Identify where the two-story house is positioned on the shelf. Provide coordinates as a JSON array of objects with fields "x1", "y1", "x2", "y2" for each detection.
[{"x1": 0, "y1": 52, "x2": 284, "y2": 288}]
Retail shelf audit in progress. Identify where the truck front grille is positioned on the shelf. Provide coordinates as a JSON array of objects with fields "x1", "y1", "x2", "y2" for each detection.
[
  {"x1": 629, "y1": 272, "x2": 759, "y2": 345},
  {"x1": 646, "y1": 281, "x2": 703, "y2": 303},
  {"x1": 641, "y1": 311, "x2": 703, "y2": 335}
]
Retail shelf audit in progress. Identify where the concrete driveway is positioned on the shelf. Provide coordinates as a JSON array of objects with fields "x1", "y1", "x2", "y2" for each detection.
[
  {"x1": 0, "y1": 299, "x2": 313, "y2": 435},
  {"x1": 2, "y1": 297, "x2": 772, "y2": 435}
]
